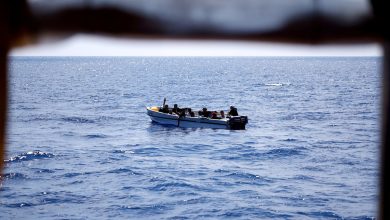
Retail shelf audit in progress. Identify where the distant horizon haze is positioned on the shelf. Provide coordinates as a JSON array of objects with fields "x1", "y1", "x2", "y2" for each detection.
[{"x1": 9, "y1": 34, "x2": 382, "y2": 57}]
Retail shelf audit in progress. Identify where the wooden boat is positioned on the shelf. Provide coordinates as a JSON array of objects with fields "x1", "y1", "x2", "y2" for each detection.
[{"x1": 146, "y1": 106, "x2": 248, "y2": 130}]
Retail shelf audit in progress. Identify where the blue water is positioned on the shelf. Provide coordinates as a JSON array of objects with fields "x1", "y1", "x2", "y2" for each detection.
[{"x1": 1, "y1": 57, "x2": 380, "y2": 219}]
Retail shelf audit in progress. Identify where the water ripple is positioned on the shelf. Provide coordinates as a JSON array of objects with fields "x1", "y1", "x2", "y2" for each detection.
[
  {"x1": 220, "y1": 207, "x2": 293, "y2": 219},
  {"x1": 147, "y1": 181, "x2": 203, "y2": 192},
  {"x1": 34, "y1": 169, "x2": 55, "y2": 174},
  {"x1": 215, "y1": 146, "x2": 305, "y2": 161},
  {"x1": 83, "y1": 134, "x2": 108, "y2": 139},
  {"x1": 5, "y1": 203, "x2": 34, "y2": 208},
  {"x1": 282, "y1": 112, "x2": 330, "y2": 121},
  {"x1": 61, "y1": 116, "x2": 95, "y2": 124},
  {"x1": 264, "y1": 147, "x2": 304, "y2": 158},
  {"x1": 5, "y1": 151, "x2": 54, "y2": 163},
  {"x1": 223, "y1": 171, "x2": 274, "y2": 186},
  {"x1": 107, "y1": 168, "x2": 142, "y2": 175},
  {"x1": 112, "y1": 204, "x2": 172, "y2": 215},
  {"x1": 296, "y1": 211, "x2": 342, "y2": 219},
  {"x1": 0, "y1": 172, "x2": 28, "y2": 181}
]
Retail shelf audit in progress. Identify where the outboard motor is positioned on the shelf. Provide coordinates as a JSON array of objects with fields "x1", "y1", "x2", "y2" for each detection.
[{"x1": 228, "y1": 116, "x2": 248, "y2": 130}]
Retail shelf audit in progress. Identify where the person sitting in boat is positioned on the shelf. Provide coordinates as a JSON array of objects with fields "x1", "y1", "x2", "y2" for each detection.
[
  {"x1": 220, "y1": 110, "x2": 225, "y2": 118},
  {"x1": 211, "y1": 111, "x2": 219, "y2": 119},
  {"x1": 160, "y1": 104, "x2": 169, "y2": 113},
  {"x1": 179, "y1": 109, "x2": 186, "y2": 117},
  {"x1": 228, "y1": 106, "x2": 238, "y2": 117},
  {"x1": 172, "y1": 104, "x2": 182, "y2": 116},
  {"x1": 188, "y1": 108, "x2": 195, "y2": 117},
  {"x1": 201, "y1": 107, "x2": 211, "y2": 117}
]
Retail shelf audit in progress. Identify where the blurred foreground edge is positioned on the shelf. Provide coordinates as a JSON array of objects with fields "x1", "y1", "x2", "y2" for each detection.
[{"x1": 0, "y1": 0, "x2": 389, "y2": 219}]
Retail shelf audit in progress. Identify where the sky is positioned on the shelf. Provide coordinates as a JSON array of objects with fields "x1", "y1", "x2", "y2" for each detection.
[{"x1": 10, "y1": 34, "x2": 382, "y2": 57}]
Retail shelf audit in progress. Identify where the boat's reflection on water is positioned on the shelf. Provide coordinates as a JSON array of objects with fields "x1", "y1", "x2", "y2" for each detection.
[
  {"x1": 147, "y1": 121, "x2": 196, "y2": 134},
  {"x1": 146, "y1": 121, "x2": 227, "y2": 135}
]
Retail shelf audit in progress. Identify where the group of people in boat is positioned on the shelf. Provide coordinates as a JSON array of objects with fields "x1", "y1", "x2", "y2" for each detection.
[{"x1": 159, "y1": 104, "x2": 239, "y2": 119}]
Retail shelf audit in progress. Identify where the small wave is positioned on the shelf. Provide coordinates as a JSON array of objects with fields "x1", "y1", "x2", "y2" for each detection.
[
  {"x1": 111, "y1": 149, "x2": 135, "y2": 154},
  {"x1": 178, "y1": 144, "x2": 213, "y2": 152},
  {"x1": 107, "y1": 168, "x2": 142, "y2": 175},
  {"x1": 244, "y1": 141, "x2": 257, "y2": 145},
  {"x1": 19, "y1": 115, "x2": 53, "y2": 123},
  {"x1": 224, "y1": 172, "x2": 273, "y2": 185},
  {"x1": 5, "y1": 202, "x2": 34, "y2": 208},
  {"x1": 238, "y1": 152, "x2": 263, "y2": 159},
  {"x1": 147, "y1": 181, "x2": 202, "y2": 192},
  {"x1": 5, "y1": 151, "x2": 54, "y2": 163},
  {"x1": 292, "y1": 175, "x2": 315, "y2": 181},
  {"x1": 83, "y1": 134, "x2": 108, "y2": 139},
  {"x1": 121, "y1": 92, "x2": 136, "y2": 98},
  {"x1": 133, "y1": 147, "x2": 161, "y2": 156},
  {"x1": 282, "y1": 112, "x2": 330, "y2": 121},
  {"x1": 317, "y1": 140, "x2": 362, "y2": 145},
  {"x1": 296, "y1": 211, "x2": 342, "y2": 219},
  {"x1": 302, "y1": 166, "x2": 325, "y2": 172},
  {"x1": 168, "y1": 191, "x2": 200, "y2": 197},
  {"x1": 283, "y1": 138, "x2": 298, "y2": 142},
  {"x1": 265, "y1": 83, "x2": 284, "y2": 86},
  {"x1": 61, "y1": 116, "x2": 95, "y2": 124},
  {"x1": 39, "y1": 191, "x2": 89, "y2": 204},
  {"x1": 34, "y1": 169, "x2": 55, "y2": 174},
  {"x1": 219, "y1": 147, "x2": 305, "y2": 161},
  {"x1": 112, "y1": 149, "x2": 126, "y2": 154},
  {"x1": 96, "y1": 115, "x2": 127, "y2": 122},
  {"x1": 231, "y1": 189, "x2": 259, "y2": 196},
  {"x1": 61, "y1": 131, "x2": 76, "y2": 137},
  {"x1": 337, "y1": 159, "x2": 359, "y2": 166},
  {"x1": 220, "y1": 207, "x2": 293, "y2": 219},
  {"x1": 264, "y1": 148, "x2": 302, "y2": 158},
  {"x1": 225, "y1": 171, "x2": 262, "y2": 180},
  {"x1": 61, "y1": 171, "x2": 97, "y2": 178},
  {"x1": 14, "y1": 105, "x2": 37, "y2": 110},
  {"x1": 0, "y1": 172, "x2": 28, "y2": 180},
  {"x1": 344, "y1": 216, "x2": 376, "y2": 220},
  {"x1": 63, "y1": 172, "x2": 84, "y2": 178},
  {"x1": 177, "y1": 197, "x2": 211, "y2": 206},
  {"x1": 214, "y1": 169, "x2": 231, "y2": 174},
  {"x1": 113, "y1": 204, "x2": 172, "y2": 215},
  {"x1": 69, "y1": 180, "x2": 84, "y2": 185}
]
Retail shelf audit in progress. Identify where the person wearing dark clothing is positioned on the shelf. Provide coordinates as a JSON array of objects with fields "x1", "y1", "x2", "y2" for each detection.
[
  {"x1": 220, "y1": 110, "x2": 225, "y2": 118},
  {"x1": 179, "y1": 109, "x2": 186, "y2": 117},
  {"x1": 188, "y1": 108, "x2": 195, "y2": 117},
  {"x1": 160, "y1": 104, "x2": 169, "y2": 113},
  {"x1": 202, "y1": 107, "x2": 210, "y2": 117},
  {"x1": 172, "y1": 104, "x2": 180, "y2": 115},
  {"x1": 228, "y1": 106, "x2": 238, "y2": 116}
]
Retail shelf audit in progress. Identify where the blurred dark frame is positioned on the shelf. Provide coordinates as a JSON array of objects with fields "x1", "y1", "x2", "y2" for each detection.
[{"x1": 0, "y1": 0, "x2": 388, "y2": 218}]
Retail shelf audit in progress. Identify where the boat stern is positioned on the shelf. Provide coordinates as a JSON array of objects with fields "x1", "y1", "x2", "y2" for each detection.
[{"x1": 228, "y1": 116, "x2": 248, "y2": 130}]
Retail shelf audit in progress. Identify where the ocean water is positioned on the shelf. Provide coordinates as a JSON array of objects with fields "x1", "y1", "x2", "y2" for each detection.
[{"x1": 1, "y1": 57, "x2": 380, "y2": 219}]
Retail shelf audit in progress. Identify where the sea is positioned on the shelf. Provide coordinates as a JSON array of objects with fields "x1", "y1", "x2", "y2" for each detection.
[{"x1": 1, "y1": 57, "x2": 380, "y2": 219}]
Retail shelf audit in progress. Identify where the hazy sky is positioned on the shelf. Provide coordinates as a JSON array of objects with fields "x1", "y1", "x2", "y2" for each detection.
[{"x1": 10, "y1": 34, "x2": 382, "y2": 57}]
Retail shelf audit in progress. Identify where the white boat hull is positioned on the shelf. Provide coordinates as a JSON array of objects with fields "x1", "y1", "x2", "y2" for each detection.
[{"x1": 146, "y1": 107, "x2": 229, "y2": 129}]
